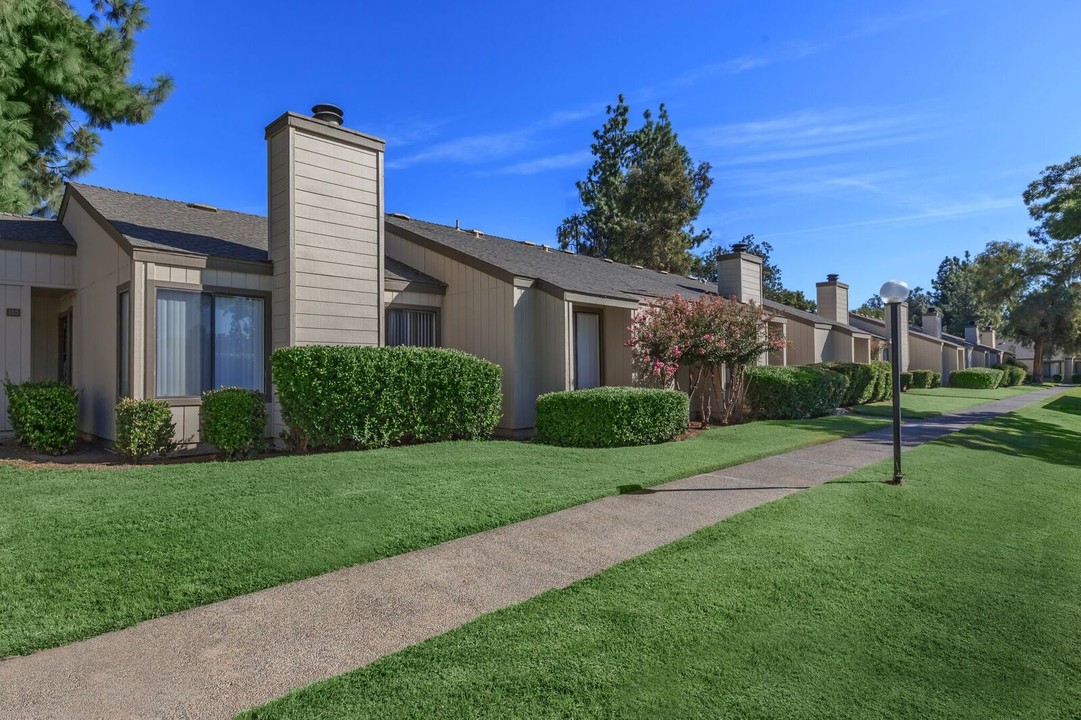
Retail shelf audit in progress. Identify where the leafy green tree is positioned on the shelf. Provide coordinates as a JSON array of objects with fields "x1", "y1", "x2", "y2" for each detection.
[
  {"x1": 931, "y1": 252, "x2": 999, "y2": 336},
  {"x1": 691, "y1": 235, "x2": 817, "y2": 311},
  {"x1": 558, "y1": 95, "x2": 713, "y2": 274},
  {"x1": 0, "y1": 1, "x2": 172, "y2": 214},
  {"x1": 854, "y1": 286, "x2": 930, "y2": 326},
  {"x1": 1024, "y1": 154, "x2": 1081, "y2": 245},
  {"x1": 974, "y1": 241, "x2": 1081, "y2": 381}
]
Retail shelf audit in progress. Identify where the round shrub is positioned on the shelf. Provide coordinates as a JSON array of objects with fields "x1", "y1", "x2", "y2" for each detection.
[
  {"x1": 3, "y1": 380, "x2": 78, "y2": 455},
  {"x1": 115, "y1": 398, "x2": 178, "y2": 463},
  {"x1": 534, "y1": 387, "x2": 688, "y2": 448},
  {"x1": 868, "y1": 360, "x2": 893, "y2": 401},
  {"x1": 1053, "y1": 373, "x2": 1064, "y2": 383},
  {"x1": 818, "y1": 362, "x2": 876, "y2": 406},
  {"x1": 201, "y1": 388, "x2": 267, "y2": 460},
  {"x1": 744, "y1": 365, "x2": 849, "y2": 420},
  {"x1": 270, "y1": 346, "x2": 502, "y2": 450},
  {"x1": 949, "y1": 367, "x2": 1005, "y2": 389},
  {"x1": 993, "y1": 364, "x2": 1026, "y2": 387},
  {"x1": 909, "y1": 369, "x2": 941, "y2": 389}
]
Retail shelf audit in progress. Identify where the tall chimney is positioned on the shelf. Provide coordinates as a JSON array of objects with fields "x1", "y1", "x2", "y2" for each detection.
[
  {"x1": 923, "y1": 307, "x2": 943, "y2": 339},
  {"x1": 815, "y1": 273, "x2": 849, "y2": 324},
  {"x1": 980, "y1": 325, "x2": 996, "y2": 349},
  {"x1": 266, "y1": 104, "x2": 386, "y2": 350},
  {"x1": 964, "y1": 320, "x2": 979, "y2": 345},
  {"x1": 716, "y1": 242, "x2": 763, "y2": 305}
]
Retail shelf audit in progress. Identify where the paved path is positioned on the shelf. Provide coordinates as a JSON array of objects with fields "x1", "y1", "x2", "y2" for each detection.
[{"x1": 1, "y1": 386, "x2": 1066, "y2": 719}]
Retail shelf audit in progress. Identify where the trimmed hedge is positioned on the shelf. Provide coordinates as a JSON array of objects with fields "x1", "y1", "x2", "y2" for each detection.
[
  {"x1": 534, "y1": 387, "x2": 688, "y2": 448},
  {"x1": 115, "y1": 398, "x2": 178, "y2": 463},
  {"x1": 270, "y1": 346, "x2": 502, "y2": 450},
  {"x1": 1072, "y1": 374, "x2": 1081, "y2": 385},
  {"x1": 994, "y1": 364, "x2": 1026, "y2": 387},
  {"x1": 868, "y1": 360, "x2": 893, "y2": 401},
  {"x1": 201, "y1": 388, "x2": 267, "y2": 460},
  {"x1": 1053, "y1": 374, "x2": 1064, "y2": 383},
  {"x1": 744, "y1": 365, "x2": 849, "y2": 420},
  {"x1": 900, "y1": 372, "x2": 912, "y2": 392},
  {"x1": 909, "y1": 369, "x2": 941, "y2": 389},
  {"x1": 949, "y1": 367, "x2": 1005, "y2": 389},
  {"x1": 3, "y1": 380, "x2": 78, "y2": 455}
]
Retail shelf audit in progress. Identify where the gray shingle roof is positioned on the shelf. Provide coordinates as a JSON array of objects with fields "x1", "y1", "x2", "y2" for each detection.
[
  {"x1": 385, "y1": 216, "x2": 714, "y2": 301},
  {"x1": 762, "y1": 299, "x2": 881, "y2": 336},
  {"x1": 67, "y1": 184, "x2": 442, "y2": 287},
  {"x1": 70, "y1": 183, "x2": 269, "y2": 262},
  {"x1": 385, "y1": 256, "x2": 444, "y2": 288},
  {"x1": 0, "y1": 213, "x2": 75, "y2": 246}
]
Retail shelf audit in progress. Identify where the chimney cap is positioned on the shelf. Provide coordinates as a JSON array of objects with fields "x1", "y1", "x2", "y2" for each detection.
[
  {"x1": 826, "y1": 273, "x2": 839, "y2": 282},
  {"x1": 731, "y1": 242, "x2": 749, "y2": 253},
  {"x1": 312, "y1": 103, "x2": 344, "y2": 126},
  {"x1": 968, "y1": 319, "x2": 977, "y2": 326},
  {"x1": 925, "y1": 306, "x2": 942, "y2": 317}
]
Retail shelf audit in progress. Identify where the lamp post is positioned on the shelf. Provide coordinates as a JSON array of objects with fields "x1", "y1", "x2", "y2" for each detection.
[{"x1": 879, "y1": 280, "x2": 910, "y2": 485}]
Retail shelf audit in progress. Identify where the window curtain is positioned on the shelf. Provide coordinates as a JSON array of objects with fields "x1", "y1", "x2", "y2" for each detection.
[
  {"x1": 214, "y1": 295, "x2": 264, "y2": 391},
  {"x1": 156, "y1": 290, "x2": 211, "y2": 397}
]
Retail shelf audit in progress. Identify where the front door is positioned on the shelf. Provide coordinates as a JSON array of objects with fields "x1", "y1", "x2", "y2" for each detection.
[
  {"x1": 58, "y1": 310, "x2": 72, "y2": 385},
  {"x1": 574, "y1": 311, "x2": 601, "y2": 389}
]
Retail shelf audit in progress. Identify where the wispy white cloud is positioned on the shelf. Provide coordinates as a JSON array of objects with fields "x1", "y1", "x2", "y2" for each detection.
[
  {"x1": 387, "y1": 130, "x2": 531, "y2": 169},
  {"x1": 492, "y1": 150, "x2": 593, "y2": 176},
  {"x1": 764, "y1": 196, "x2": 1018, "y2": 238}
]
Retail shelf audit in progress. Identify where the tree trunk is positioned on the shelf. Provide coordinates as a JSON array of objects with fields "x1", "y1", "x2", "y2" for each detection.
[{"x1": 1032, "y1": 336, "x2": 1045, "y2": 383}]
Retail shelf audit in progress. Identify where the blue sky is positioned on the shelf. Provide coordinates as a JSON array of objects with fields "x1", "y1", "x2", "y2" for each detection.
[{"x1": 82, "y1": 0, "x2": 1081, "y2": 305}]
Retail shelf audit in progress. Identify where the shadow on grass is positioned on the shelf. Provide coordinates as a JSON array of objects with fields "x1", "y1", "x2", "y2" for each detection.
[
  {"x1": 1044, "y1": 396, "x2": 1081, "y2": 417},
  {"x1": 942, "y1": 413, "x2": 1081, "y2": 468}
]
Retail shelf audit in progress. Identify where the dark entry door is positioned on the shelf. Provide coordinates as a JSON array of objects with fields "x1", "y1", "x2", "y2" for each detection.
[{"x1": 58, "y1": 311, "x2": 72, "y2": 385}]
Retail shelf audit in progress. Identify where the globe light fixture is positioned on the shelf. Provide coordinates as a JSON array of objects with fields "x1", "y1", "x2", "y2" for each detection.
[
  {"x1": 880, "y1": 279, "x2": 909, "y2": 485},
  {"x1": 879, "y1": 280, "x2": 910, "y2": 305}
]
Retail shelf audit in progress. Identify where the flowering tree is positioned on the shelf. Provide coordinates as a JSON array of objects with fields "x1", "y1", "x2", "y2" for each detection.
[{"x1": 627, "y1": 294, "x2": 785, "y2": 424}]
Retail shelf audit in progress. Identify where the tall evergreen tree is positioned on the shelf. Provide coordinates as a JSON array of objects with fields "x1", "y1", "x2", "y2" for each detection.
[
  {"x1": 0, "y1": 1, "x2": 172, "y2": 214},
  {"x1": 558, "y1": 95, "x2": 713, "y2": 274},
  {"x1": 930, "y1": 252, "x2": 999, "y2": 336}
]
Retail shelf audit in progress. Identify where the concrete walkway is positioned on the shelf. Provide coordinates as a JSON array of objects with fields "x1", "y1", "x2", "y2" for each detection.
[{"x1": 1, "y1": 386, "x2": 1066, "y2": 719}]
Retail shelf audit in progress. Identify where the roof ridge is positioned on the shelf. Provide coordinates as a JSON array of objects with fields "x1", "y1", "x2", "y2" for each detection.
[
  {"x1": 387, "y1": 214, "x2": 704, "y2": 282},
  {"x1": 70, "y1": 182, "x2": 268, "y2": 220},
  {"x1": 0, "y1": 211, "x2": 53, "y2": 221}
]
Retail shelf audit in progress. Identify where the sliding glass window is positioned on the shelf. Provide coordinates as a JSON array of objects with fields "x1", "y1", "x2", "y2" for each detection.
[{"x1": 156, "y1": 289, "x2": 264, "y2": 397}]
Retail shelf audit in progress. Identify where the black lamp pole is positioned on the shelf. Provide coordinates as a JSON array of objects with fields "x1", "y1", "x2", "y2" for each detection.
[{"x1": 888, "y1": 301, "x2": 903, "y2": 485}]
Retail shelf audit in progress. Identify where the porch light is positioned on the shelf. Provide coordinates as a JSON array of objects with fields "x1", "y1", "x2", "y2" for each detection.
[{"x1": 880, "y1": 279, "x2": 909, "y2": 485}]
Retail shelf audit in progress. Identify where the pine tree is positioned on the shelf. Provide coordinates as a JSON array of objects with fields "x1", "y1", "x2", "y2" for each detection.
[
  {"x1": 558, "y1": 96, "x2": 712, "y2": 274},
  {"x1": 0, "y1": 1, "x2": 172, "y2": 215}
]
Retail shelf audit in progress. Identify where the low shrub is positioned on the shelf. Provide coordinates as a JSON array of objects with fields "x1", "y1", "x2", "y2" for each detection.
[
  {"x1": 1072, "y1": 374, "x2": 1081, "y2": 385},
  {"x1": 534, "y1": 387, "x2": 688, "y2": 448},
  {"x1": 115, "y1": 398, "x2": 177, "y2": 463},
  {"x1": 900, "y1": 372, "x2": 912, "y2": 392},
  {"x1": 3, "y1": 380, "x2": 78, "y2": 454},
  {"x1": 949, "y1": 367, "x2": 1005, "y2": 389},
  {"x1": 909, "y1": 369, "x2": 941, "y2": 389},
  {"x1": 271, "y1": 346, "x2": 502, "y2": 450},
  {"x1": 744, "y1": 365, "x2": 849, "y2": 420},
  {"x1": 1053, "y1": 374, "x2": 1063, "y2": 383},
  {"x1": 817, "y1": 362, "x2": 876, "y2": 406},
  {"x1": 868, "y1": 360, "x2": 893, "y2": 401},
  {"x1": 201, "y1": 388, "x2": 267, "y2": 460},
  {"x1": 993, "y1": 364, "x2": 1026, "y2": 387}
]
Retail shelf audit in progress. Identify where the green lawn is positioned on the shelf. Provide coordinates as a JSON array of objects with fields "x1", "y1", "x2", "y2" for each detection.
[
  {"x1": 851, "y1": 384, "x2": 1041, "y2": 419},
  {"x1": 0, "y1": 414, "x2": 884, "y2": 657},
  {"x1": 242, "y1": 391, "x2": 1081, "y2": 720}
]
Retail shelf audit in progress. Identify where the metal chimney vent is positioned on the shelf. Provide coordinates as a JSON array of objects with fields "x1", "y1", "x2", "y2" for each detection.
[
  {"x1": 731, "y1": 242, "x2": 749, "y2": 253},
  {"x1": 312, "y1": 103, "x2": 344, "y2": 126},
  {"x1": 826, "y1": 273, "x2": 839, "y2": 282}
]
